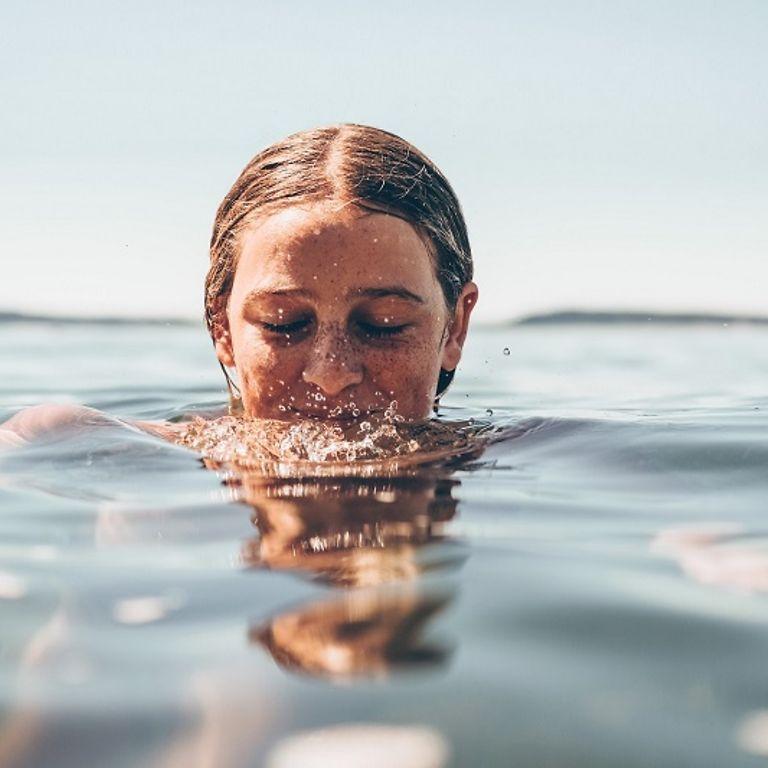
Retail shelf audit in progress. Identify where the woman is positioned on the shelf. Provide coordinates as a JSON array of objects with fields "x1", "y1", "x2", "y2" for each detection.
[{"x1": 1, "y1": 124, "x2": 478, "y2": 450}]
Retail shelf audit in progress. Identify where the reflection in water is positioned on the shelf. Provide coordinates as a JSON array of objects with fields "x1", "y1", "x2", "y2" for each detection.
[
  {"x1": 233, "y1": 471, "x2": 466, "y2": 679},
  {"x1": 251, "y1": 589, "x2": 453, "y2": 680},
  {"x1": 237, "y1": 474, "x2": 463, "y2": 585},
  {"x1": 2, "y1": 416, "x2": 500, "y2": 766}
]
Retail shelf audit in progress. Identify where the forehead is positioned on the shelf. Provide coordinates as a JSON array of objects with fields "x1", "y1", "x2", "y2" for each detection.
[{"x1": 233, "y1": 204, "x2": 439, "y2": 297}]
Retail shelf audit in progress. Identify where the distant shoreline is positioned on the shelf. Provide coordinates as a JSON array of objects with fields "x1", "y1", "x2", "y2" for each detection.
[
  {"x1": 0, "y1": 311, "x2": 198, "y2": 327},
  {"x1": 509, "y1": 310, "x2": 768, "y2": 326},
  {"x1": 2, "y1": 309, "x2": 767, "y2": 327}
]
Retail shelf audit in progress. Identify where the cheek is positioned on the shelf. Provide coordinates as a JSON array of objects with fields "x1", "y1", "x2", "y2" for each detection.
[
  {"x1": 364, "y1": 335, "x2": 443, "y2": 404},
  {"x1": 234, "y1": 337, "x2": 304, "y2": 398}
]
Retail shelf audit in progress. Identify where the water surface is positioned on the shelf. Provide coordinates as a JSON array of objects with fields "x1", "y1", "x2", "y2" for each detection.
[{"x1": 1, "y1": 320, "x2": 768, "y2": 767}]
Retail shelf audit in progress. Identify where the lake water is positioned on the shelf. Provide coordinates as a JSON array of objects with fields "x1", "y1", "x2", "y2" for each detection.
[{"x1": 1, "y1": 319, "x2": 768, "y2": 767}]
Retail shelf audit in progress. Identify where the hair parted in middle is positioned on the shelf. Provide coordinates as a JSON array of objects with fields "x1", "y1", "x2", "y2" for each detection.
[{"x1": 204, "y1": 123, "x2": 473, "y2": 402}]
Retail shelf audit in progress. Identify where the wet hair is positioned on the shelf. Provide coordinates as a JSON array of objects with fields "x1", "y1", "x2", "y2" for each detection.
[{"x1": 204, "y1": 124, "x2": 473, "y2": 400}]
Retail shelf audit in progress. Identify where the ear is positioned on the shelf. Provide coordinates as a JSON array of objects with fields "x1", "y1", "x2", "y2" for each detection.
[
  {"x1": 441, "y1": 282, "x2": 479, "y2": 372},
  {"x1": 210, "y1": 297, "x2": 235, "y2": 367}
]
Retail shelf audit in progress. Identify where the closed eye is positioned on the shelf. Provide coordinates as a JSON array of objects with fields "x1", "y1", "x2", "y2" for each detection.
[
  {"x1": 261, "y1": 318, "x2": 312, "y2": 334},
  {"x1": 356, "y1": 321, "x2": 409, "y2": 339}
]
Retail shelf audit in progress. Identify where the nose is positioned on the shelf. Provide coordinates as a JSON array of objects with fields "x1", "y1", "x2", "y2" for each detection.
[{"x1": 301, "y1": 326, "x2": 364, "y2": 396}]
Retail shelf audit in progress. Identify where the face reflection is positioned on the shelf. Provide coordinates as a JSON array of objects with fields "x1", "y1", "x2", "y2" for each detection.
[{"x1": 215, "y1": 203, "x2": 477, "y2": 421}]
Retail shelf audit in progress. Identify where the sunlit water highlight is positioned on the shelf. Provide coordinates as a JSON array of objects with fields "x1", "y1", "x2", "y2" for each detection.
[{"x1": 1, "y1": 321, "x2": 768, "y2": 767}]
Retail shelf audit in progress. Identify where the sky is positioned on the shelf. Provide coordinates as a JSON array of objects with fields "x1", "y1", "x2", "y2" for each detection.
[{"x1": 1, "y1": 0, "x2": 766, "y2": 323}]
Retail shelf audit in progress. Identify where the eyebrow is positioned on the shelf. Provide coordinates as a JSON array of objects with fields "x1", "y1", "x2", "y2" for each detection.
[
  {"x1": 348, "y1": 286, "x2": 425, "y2": 304},
  {"x1": 242, "y1": 288, "x2": 313, "y2": 304},
  {"x1": 242, "y1": 286, "x2": 425, "y2": 305}
]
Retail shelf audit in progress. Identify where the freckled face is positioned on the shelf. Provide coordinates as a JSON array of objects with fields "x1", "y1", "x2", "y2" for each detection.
[{"x1": 218, "y1": 204, "x2": 453, "y2": 421}]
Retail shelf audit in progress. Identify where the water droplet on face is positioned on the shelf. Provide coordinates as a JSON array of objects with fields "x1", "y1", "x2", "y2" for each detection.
[
  {"x1": 503, "y1": 347, "x2": 510, "y2": 356},
  {"x1": 383, "y1": 400, "x2": 400, "y2": 421}
]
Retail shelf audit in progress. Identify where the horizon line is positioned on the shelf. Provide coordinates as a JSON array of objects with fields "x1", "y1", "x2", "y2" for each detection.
[{"x1": 2, "y1": 309, "x2": 768, "y2": 327}]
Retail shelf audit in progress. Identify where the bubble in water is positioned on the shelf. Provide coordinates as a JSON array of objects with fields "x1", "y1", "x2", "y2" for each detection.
[{"x1": 503, "y1": 347, "x2": 510, "y2": 356}]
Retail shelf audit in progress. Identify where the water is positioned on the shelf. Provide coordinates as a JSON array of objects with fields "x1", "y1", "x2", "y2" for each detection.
[{"x1": 1, "y1": 319, "x2": 768, "y2": 767}]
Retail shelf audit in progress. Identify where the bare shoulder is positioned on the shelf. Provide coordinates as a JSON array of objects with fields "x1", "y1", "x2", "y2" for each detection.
[
  {"x1": 0, "y1": 404, "x2": 185, "y2": 448},
  {"x1": 1, "y1": 404, "x2": 107, "y2": 443}
]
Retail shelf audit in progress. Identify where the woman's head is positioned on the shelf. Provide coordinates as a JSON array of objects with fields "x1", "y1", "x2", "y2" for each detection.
[{"x1": 205, "y1": 124, "x2": 477, "y2": 421}]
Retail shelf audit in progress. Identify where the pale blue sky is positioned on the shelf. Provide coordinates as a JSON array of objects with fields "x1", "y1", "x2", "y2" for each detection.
[{"x1": 1, "y1": 0, "x2": 766, "y2": 321}]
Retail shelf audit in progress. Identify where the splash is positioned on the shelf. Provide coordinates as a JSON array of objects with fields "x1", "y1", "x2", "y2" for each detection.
[{"x1": 172, "y1": 403, "x2": 505, "y2": 476}]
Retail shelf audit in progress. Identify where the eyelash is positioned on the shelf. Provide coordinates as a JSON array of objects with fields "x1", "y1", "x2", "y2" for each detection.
[
  {"x1": 357, "y1": 322, "x2": 407, "y2": 339},
  {"x1": 260, "y1": 319, "x2": 408, "y2": 339},
  {"x1": 262, "y1": 319, "x2": 311, "y2": 334}
]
